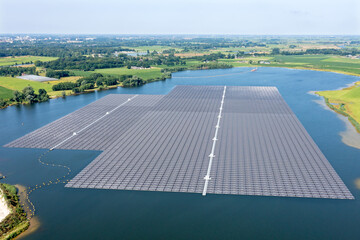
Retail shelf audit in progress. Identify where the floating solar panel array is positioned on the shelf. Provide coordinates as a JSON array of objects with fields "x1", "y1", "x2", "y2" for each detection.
[{"x1": 5, "y1": 86, "x2": 354, "y2": 199}]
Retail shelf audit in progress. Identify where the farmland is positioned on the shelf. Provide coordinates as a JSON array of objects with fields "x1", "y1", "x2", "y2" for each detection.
[
  {"x1": 0, "y1": 77, "x2": 53, "y2": 93},
  {"x1": 219, "y1": 55, "x2": 360, "y2": 76},
  {"x1": 0, "y1": 56, "x2": 58, "y2": 66},
  {"x1": 0, "y1": 85, "x2": 14, "y2": 100}
]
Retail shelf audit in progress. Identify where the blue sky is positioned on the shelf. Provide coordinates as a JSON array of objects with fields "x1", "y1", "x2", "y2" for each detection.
[{"x1": 0, "y1": 0, "x2": 359, "y2": 34}]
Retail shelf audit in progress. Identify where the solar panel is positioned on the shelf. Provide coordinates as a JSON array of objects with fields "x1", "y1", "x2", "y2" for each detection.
[{"x1": 5, "y1": 86, "x2": 354, "y2": 199}]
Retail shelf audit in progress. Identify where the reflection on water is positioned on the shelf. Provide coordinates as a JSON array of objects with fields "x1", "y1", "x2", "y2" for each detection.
[
  {"x1": 339, "y1": 115, "x2": 360, "y2": 149},
  {"x1": 354, "y1": 179, "x2": 360, "y2": 190}
]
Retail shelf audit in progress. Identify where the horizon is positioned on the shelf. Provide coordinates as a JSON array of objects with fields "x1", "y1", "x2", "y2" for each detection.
[{"x1": 1, "y1": 34, "x2": 360, "y2": 37}]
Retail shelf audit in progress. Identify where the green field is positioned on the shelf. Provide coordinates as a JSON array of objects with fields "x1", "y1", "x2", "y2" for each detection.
[
  {"x1": 317, "y1": 82, "x2": 360, "y2": 131},
  {"x1": 219, "y1": 55, "x2": 360, "y2": 76},
  {"x1": 0, "y1": 56, "x2": 58, "y2": 66},
  {"x1": 93, "y1": 67, "x2": 164, "y2": 80},
  {"x1": 0, "y1": 77, "x2": 53, "y2": 93},
  {"x1": 0, "y1": 85, "x2": 14, "y2": 100},
  {"x1": 266, "y1": 55, "x2": 360, "y2": 75},
  {"x1": 68, "y1": 70, "x2": 93, "y2": 77}
]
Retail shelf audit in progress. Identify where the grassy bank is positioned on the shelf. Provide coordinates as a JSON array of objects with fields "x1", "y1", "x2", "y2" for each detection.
[
  {"x1": 0, "y1": 184, "x2": 29, "y2": 240},
  {"x1": 316, "y1": 81, "x2": 360, "y2": 133}
]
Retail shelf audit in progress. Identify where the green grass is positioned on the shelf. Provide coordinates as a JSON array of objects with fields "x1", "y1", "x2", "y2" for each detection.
[
  {"x1": 0, "y1": 86, "x2": 14, "y2": 100},
  {"x1": 265, "y1": 55, "x2": 360, "y2": 75},
  {"x1": 69, "y1": 70, "x2": 93, "y2": 77},
  {"x1": 1, "y1": 221, "x2": 29, "y2": 240},
  {"x1": 2, "y1": 183, "x2": 17, "y2": 195},
  {"x1": 0, "y1": 56, "x2": 58, "y2": 66},
  {"x1": 93, "y1": 67, "x2": 164, "y2": 80},
  {"x1": 218, "y1": 55, "x2": 360, "y2": 76},
  {"x1": 179, "y1": 60, "x2": 202, "y2": 67},
  {"x1": 0, "y1": 77, "x2": 53, "y2": 93},
  {"x1": 317, "y1": 82, "x2": 360, "y2": 130}
]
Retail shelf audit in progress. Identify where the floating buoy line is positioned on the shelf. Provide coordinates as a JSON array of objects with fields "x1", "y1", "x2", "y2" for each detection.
[
  {"x1": 21, "y1": 96, "x2": 139, "y2": 219},
  {"x1": 22, "y1": 150, "x2": 72, "y2": 220}
]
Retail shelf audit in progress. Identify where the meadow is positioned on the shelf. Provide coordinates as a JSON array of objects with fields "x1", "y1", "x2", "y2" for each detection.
[
  {"x1": 0, "y1": 86, "x2": 14, "y2": 100},
  {"x1": 0, "y1": 77, "x2": 53, "y2": 93},
  {"x1": 317, "y1": 81, "x2": 360, "y2": 131},
  {"x1": 0, "y1": 56, "x2": 58, "y2": 66},
  {"x1": 218, "y1": 55, "x2": 360, "y2": 75}
]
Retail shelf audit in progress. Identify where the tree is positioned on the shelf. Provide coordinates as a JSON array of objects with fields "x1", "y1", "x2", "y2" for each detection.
[
  {"x1": 38, "y1": 89, "x2": 49, "y2": 101},
  {"x1": 22, "y1": 86, "x2": 36, "y2": 103},
  {"x1": 13, "y1": 90, "x2": 23, "y2": 102},
  {"x1": 72, "y1": 87, "x2": 80, "y2": 93},
  {"x1": 271, "y1": 48, "x2": 280, "y2": 55},
  {"x1": 96, "y1": 79, "x2": 103, "y2": 87},
  {"x1": 0, "y1": 99, "x2": 6, "y2": 108},
  {"x1": 34, "y1": 60, "x2": 42, "y2": 67}
]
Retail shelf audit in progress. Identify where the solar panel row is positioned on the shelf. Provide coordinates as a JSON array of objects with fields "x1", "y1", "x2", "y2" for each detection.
[{"x1": 4, "y1": 86, "x2": 354, "y2": 199}]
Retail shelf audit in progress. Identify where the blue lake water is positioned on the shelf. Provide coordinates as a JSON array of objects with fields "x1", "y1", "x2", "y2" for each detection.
[{"x1": 1, "y1": 67, "x2": 360, "y2": 239}]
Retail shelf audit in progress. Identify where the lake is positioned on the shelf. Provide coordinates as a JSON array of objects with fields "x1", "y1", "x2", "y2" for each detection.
[{"x1": 1, "y1": 67, "x2": 360, "y2": 239}]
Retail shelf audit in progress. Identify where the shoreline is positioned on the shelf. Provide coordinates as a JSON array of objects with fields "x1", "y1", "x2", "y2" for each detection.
[
  {"x1": 315, "y1": 79, "x2": 360, "y2": 136},
  {"x1": 260, "y1": 65, "x2": 360, "y2": 137},
  {"x1": 0, "y1": 189, "x2": 10, "y2": 223},
  {"x1": 14, "y1": 185, "x2": 40, "y2": 240},
  {"x1": 1, "y1": 65, "x2": 360, "y2": 114},
  {"x1": 0, "y1": 184, "x2": 29, "y2": 240},
  {"x1": 254, "y1": 64, "x2": 360, "y2": 77}
]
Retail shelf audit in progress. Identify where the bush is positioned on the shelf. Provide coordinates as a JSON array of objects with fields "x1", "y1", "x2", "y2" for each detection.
[
  {"x1": 0, "y1": 99, "x2": 7, "y2": 108},
  {"x1": 52, "y1": 82, "x2": 79, "y2": 91},
  {"x1": 0, "y1": 183, "x2": 28, "y2": 236},
  {"x1": 72, "y1": 87, "x2": 80, "y2": 93},
  {"x1": 122, "y1": 76, "x2": 145, "y2": 87},
  {"x1": 46, "y1": 70, "x2": 70, "y2": 79},
  {"x1": 103, "y1": 78, "x2": 118, "y2": 86}
]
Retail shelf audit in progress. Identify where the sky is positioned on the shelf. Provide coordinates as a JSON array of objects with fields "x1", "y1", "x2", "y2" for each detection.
[{"x1": 0, "y1": 0, "x2": 359, "y2": 35}]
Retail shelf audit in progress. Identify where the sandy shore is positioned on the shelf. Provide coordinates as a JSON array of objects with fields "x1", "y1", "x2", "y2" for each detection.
[
  {"x1": 15, "y1": 185, "x2": 40, "y2": 239},
  {"x1": 0, "y1": 188, "x2": 11, "y2": 223}
]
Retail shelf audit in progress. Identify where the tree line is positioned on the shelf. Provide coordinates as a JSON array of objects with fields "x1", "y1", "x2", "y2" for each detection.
[
  {"x1": 0, "y1": 66, "x2": 36, "y2": 77},
  {"x1": 0, "y1": 86, "x2": 49, "y2": 108}
]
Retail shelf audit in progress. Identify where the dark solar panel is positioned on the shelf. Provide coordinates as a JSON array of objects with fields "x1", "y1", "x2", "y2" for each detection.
[{"x1": 5, "y1": 86, "x2": 354, "y2": 199}]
